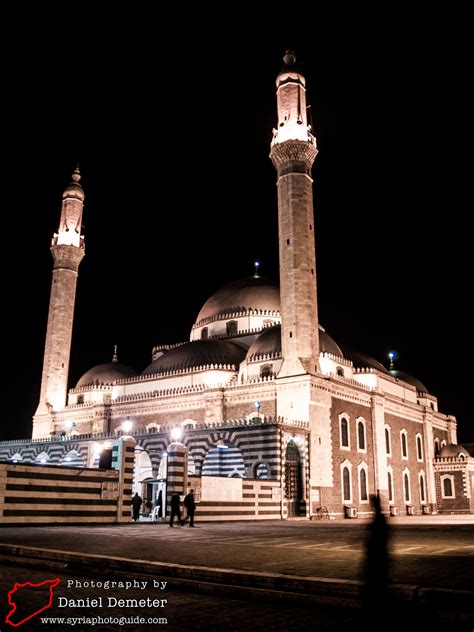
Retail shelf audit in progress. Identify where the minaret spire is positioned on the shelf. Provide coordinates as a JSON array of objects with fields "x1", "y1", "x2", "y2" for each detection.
[
  {"x1": 33, "y1": 168, "x2": 85, "y2": 437},
  {"x1": 113, "y1": 345, "x2": 118, "y2": 363},
  {"x1": 270, "y1": 51, "x2": 319, "y2": 376}
]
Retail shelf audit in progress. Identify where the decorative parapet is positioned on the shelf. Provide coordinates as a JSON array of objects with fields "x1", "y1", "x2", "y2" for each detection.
[
  {"x1": 331, "y1": 373, "x2": 374, "y2": 391},
  {"x1": 320, "y1": 352, "x2": 352, "y2": 366},
  {"x1": 434, "y1": 455, "x2": 472, "y2": 464},
  {"x1": 238, "y1": 375, "x2": 276, "y2": 385},
  {"x1": 69, "y1": 384, "x2": 114, "y2": 394},
  {"x1": 118, "y1": 363, "x2": 238, "y2": 385},
  {"x1": 247, "y1": 351, "x2": 282, "y2": 363},
  {"x1": 192, "y1": 309, "x2": 281, "y2": 330},
  {"x1": 0, "y1": 416, "x2": 309, "y2": 447},
  {"x1": 63, "y1": 402, "x2": 95, "y2": 410},
  {"x1": 114, "y1": 384, "x2": 209, "y2": 403}
]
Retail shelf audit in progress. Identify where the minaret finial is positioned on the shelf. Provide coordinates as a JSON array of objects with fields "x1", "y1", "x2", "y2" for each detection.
[
  {"x1": 283, "y1": 50, "x2": 296, "y2": 66},
  {"x1": 254, "y1": 260, "x2": 261, "y2": 278},
  {"x1": 113, "y1": 345, "x2": 118, "y2": 363},
  {"x1": 72, "y1": 163, "x2": 81, "y2": 183}
]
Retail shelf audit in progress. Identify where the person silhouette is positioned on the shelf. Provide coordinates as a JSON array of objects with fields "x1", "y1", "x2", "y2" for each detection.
[
  {"x1": 131, "y1": 492, "x2": 143, "y2": 522},
  {"x1": 183, "y1": 489, "x2": 196, "y2": 527},
  {"x1": 364, "y1": 493, "x2": 390, "y2": 617},
  {"x1": 169, "y1": 493, "x2": 182, "y2": 527}
]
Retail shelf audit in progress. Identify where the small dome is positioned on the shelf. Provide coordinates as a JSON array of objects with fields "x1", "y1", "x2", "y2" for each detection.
[
  {"x1": 195, "y1": 277, "x2": 280, "y2": 325},
  {"x1": 341, "y1": 348, "x2": 389, "y2": 374},
  {"x1": 319, "y1": 328, "x2": 344, "y2": 358},
  {"x1": 142, "y1": 339, "x2": 247, "y2": 375},
  {"x1": 246, "y1": 324, "x2": 343, "y2": 359},
  {"x1": 247, "y1": 325, "x2": 282, "y2": 358},
  {"x1": 438, "y1": 444, "x2": 470, "y2": 459},
  {"x1": 76, "y1": 362, "x2": 137, "y2": 387},
  {"x1": 389, "y1": 370, "x2": 428, "y2": 393}
]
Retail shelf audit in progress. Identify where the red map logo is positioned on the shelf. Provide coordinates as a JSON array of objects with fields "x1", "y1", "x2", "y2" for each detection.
[{"x1": 5, "y1": 578, "x2": 60, "y2": 627}]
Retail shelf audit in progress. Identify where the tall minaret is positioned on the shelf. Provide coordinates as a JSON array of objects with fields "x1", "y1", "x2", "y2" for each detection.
[
  {"x1": 270, "y1": 51, "x2": 319, "y2": 377},
  {"x1": 33, "y1": 167, "x2": 85, "y2": 434}
]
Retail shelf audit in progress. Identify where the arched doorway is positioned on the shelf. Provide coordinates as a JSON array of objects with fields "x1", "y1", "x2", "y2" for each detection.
[{"x1": 285, "y1": 440, "x2": 302, "y2": 517}]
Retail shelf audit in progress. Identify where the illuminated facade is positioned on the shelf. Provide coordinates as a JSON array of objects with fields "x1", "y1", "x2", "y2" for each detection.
[{"x1": 2, "y1": 53, "x2": 473, "y2": 519}]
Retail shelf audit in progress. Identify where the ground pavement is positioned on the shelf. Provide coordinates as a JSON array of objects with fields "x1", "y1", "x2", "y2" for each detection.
[{"x1": 0, "y1": 515, "x2": 472, "y2": 630}]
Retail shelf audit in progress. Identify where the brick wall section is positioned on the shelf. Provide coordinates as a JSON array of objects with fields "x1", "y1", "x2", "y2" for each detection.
[
  {"x1": 320, "y1": 397, "x2": 374, "y2": 516},
  {"x1": 0, "y1": 463, "x2": 120, "y2": 524},
  {"x1": 434, "y1": 468, "x2": 470, "y2": 513},
  {"x1": 385, "y1": 413, "x2": 427, "y2": 514}
]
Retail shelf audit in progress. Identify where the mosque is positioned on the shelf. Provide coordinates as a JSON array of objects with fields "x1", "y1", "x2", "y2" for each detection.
[{"x1": 1, "y1": 52, "x2": 472, "y2": 519}]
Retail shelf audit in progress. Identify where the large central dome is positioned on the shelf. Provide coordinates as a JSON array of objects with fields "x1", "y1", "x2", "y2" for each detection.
[{"x1": 195, "y1": 276, "x2": 280, "y2": 325}]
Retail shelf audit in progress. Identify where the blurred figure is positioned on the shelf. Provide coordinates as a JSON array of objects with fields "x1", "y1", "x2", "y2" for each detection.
[
  {"x1": 155, "y1": 489, "x2": 163, "y2": 519},
  {"x1": 183, "y1": 489, "x2": 196, "y2": 527},
  {"x1": 169, "y1": 493, "x2": 182, "y2": 527},
  {"x1": 364, "y1": 493, "x2": 390, "y2": 616},
  {"x1": 131, "y1": 492, "x2": 143, "y2": 522}
]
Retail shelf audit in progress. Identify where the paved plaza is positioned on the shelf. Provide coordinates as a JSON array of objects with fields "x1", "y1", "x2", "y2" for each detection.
[{"x1": 0, "y1": 516, "x2": 473, "y2": 630}]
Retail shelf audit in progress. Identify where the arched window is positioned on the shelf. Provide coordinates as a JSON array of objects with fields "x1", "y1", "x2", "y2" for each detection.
[
  {"x1": 61, "y1": 450, "x2": 84, "y2": 467},
  {"x1": 77, "y1": 395, "x2": 84, "y2": 404},
  {"x1": 441, "y1": 476, "x2": 454, "y2": 498},
  {"x1": 340, "y1": 417, "x2": 349, "y2": 449},
  {"x1": 419, "y1": 473, "x2": 425, "y2": 503},
  {"x1": 256, "y1": 463, "x2": 269, "y2": 479},
  {"x1": 387, "y1": 471, "x2": 393, "y2": 502},
  {"x1": 201, "y1": 327, "x2": 208, "y2": 340},
  {"x1": 343, "y1": 467, "x2": 351, "y2": 502},
  {"x1": 35, "y1": 451, "x2": 50, "y2": 465},
  {"x1": 359, "y1": 468, "x2": 368, "y2": 501},
  {"x1": 404, "y1": 473, "x2": 411, "y2": 502},
  {"x1": 401, "y1": 430, "x2": 408, "y2": 459},
  {"x1": 416, "y1": 435, "x2": 423, "y2": 461},
  {"x1": 226, "y1": 320, "x2": 238, "y2": 336},
  {"x1": 434, "y1": 438, "x2": 440, "y2": 455},
  {"x1": 188, "y1": 453, "x2": 196, "y2": 475},
  {"x1": 385, "y1": 427, "x2": 391, "y2": 456},
  {"x1": 357, "y1": 420, "x2": 366, "y2": 451},
  {"x1": 336, "y1": 366, "x2": 344, "y2": 377},
  {"x1": 260, "y1": 364, "x2": 273, "y2": 378},
  {"x1": 202, "y1": 442, "x2": 245, "y2": 478}
]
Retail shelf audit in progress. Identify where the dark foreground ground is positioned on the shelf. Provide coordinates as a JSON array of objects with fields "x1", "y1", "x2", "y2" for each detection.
[{"x1": 0, "y1": 516, "x2": 472, "y2": 630}]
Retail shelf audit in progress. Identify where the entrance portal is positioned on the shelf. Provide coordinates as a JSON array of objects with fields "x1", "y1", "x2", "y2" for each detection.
[{"x1": 285, "y1": 441, "x2": 302, "y2": 517}]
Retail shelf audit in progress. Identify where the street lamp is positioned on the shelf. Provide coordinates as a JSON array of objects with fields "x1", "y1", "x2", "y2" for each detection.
[
  {"x1": 170, "y1": 427, "x2": 182, "y2": 442},
  {"x1": 122, "y1": 419, "x2": 133, "y2": 433}
]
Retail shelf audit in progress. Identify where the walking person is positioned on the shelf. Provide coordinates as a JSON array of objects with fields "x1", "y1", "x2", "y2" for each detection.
[
  {"x1": 183, "y1": 489, "x2": 196, "y2": 527},
  {"x1": 169, "y1": 492, "x2": 182, "y2": 527},
  {"x1": 131, "y1": 492, "x2": 143, "y2": 522}
]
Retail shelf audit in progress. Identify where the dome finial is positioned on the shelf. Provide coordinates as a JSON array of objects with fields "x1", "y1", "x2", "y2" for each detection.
[
  {"x1": 72, "y1": 163, "x2": 81, "y2": 183},
  {"x1": 283, "y1": 50, "x2": 296, "y2": 66},
  {"x1": 254, "y1": 260, "x2": 261, "y2": 278},
  {"x1": 112, "y1": 345, "x2": 118, "y2": 363},
  {"x1": 388, "y1": 351, "x2": 396, "y2": 370}
]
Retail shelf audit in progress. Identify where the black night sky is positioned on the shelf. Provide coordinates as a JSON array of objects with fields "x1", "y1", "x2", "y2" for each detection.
[{"x1": 1, "y1": 15, "x2": 472, "y2": 443}]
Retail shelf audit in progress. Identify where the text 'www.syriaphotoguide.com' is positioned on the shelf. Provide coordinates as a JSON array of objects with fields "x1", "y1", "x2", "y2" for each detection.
[{"x1": 40, "y1": 615, "x2": 168, "y2": 626}]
